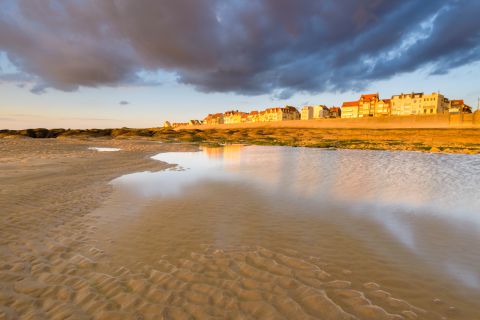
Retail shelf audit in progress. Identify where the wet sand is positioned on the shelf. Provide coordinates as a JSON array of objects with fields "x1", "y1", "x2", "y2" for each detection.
[
  {"x1": 1, "y1": 139, "x2": 478, "y2": 319},
  {"x1": 0, "y1": 139, "x2": 191, "y2": 319}
]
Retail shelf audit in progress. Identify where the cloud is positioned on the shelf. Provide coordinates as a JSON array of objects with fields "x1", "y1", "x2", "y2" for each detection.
[
  {"x1": 0, "y1": 70, "x2": 33, "y2": 83},
  {"x1": 0, "y1": 0, "x2": 479, "y2": 98},
  {"x1": 30, "y1": 83, "x2": 48, "y2": 95},
  {"x1": 0, "y1": 117, "x2": 16, "y2": 122},
  {"x1": 119, "y1": 100, "x2": 129, "y2": 105}
]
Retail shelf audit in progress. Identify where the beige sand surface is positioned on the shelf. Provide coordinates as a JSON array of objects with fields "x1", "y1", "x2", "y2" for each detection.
[
  {"x1": 0, "y1": 139, "x2": 191, "y2": 319},
  {"x1": 0, "y1": 139, "x2": 473, "y2": 319}
]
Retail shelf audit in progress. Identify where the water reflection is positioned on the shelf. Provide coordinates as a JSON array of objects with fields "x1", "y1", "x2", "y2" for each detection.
[
  {"x1": 88, "y1": 147, "x2": 121, "y2": 152},
  {"x1": 113, "y1": 148, "x2": 236, "y2": 198},
  {"x1": 112, "y1": 145, "x2": 480, "y2": 289}
]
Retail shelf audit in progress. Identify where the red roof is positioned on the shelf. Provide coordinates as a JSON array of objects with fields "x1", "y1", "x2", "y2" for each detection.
[
  {"x1": 450, "y1": 100, "x2": 464, "y2": 106},
  {"x1": 224, "y1": 110, "x2": 247, "y2": 116},
  {"x1": 204, "y1": 113, "x2": 223, "y2": 120},
  {"x1": 342, "y1": 101, "x2": 359, "y2": 107},
  {"x1": 361, "y1": 93, "x2": 379, "y2": 101},
  {"x1": 264, "y1": 106, "x2": 298, "y2": 113}
]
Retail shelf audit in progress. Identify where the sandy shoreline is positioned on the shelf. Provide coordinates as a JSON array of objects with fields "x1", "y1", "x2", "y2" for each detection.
[{"x1": 0, "y1": 139, "x2": 477, "y2": 319}]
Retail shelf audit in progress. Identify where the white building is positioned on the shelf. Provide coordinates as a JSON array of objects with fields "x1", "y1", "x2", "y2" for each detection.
[
  {"x1": 313, "y1": 105, "x2": 330, "y2": 118},
  {"x1": 301, "y1": 106, "x2": 314, "y2": 120},
  {"x1": 302, "y1": 105, "x2": 330, "y2": 119}
]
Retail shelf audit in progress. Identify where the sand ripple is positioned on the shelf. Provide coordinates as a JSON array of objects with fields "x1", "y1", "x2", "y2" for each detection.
[{"x1": 1, "y1": 239, "x2": 434, "y2": 320}]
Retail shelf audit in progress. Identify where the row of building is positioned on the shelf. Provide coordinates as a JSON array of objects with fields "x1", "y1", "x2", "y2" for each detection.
[
  {"x1": 204, "y1": 106, "x2": 304, "y2": 125},
  {"x1": 165, "y1": 92, "x2": 473, "y2": 127},
  {"x1": 341, "y1": 92, "x2": 472, "y2": 118},
  {"x1": 166, "y1": 105, "x2": 342, "y2": 127}
]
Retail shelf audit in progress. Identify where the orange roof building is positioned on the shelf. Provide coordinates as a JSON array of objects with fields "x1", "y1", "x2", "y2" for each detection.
[
  {"x1": 358, "y1": 93, "x2": 379, "y2": 117},
  {"x1": 341, "y1": 101, "x2": 359, "y2": 118},
  {"x1": 329, "y1": 107, "x2": 341, "y2": 118},
  {"x1": 449, "y1": 100, "x2": 472, "y2": 114}
]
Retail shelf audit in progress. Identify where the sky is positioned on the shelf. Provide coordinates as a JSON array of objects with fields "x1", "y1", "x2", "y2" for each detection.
[{"x1": 1, "y1": 0, "x2": 480, "y2": 129}]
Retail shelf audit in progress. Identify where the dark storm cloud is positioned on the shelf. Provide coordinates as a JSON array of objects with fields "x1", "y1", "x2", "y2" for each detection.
[{"x1": 0, "y1": 0, "x2": 479, "y2": 97}]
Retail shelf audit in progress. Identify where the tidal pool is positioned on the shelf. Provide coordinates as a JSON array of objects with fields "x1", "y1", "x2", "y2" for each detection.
[
  {"x1": 88, "y1": 147, "x2": 121, "y2": 152},
  {"x1": 90, "y1": 145, "x2": 480, "y2": 319}
]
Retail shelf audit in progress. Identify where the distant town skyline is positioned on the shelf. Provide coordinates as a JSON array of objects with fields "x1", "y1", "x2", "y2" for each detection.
[{"x1": 1, "y1": 1, "x2": 480, "y2": 129}]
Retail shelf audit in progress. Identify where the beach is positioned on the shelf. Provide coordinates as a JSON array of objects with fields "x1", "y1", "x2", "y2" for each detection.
[{"x1": 1, "y1": 139, "x2": 479, "y2": 319}]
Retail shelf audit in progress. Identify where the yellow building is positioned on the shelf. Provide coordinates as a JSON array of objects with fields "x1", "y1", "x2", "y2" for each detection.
[
  {"x1": 246, "y1": 111, "x2": 261, "y2": 122},
  {"x1": 342, "y1": 93, "x2": 379, "y2": 118},
  {"x1": 263, "y1": 108, "x2": 283, "y2": 122},
  {"x1": 391, "y1": 92, "x2": 449, "y2": 116},
  {"x1": 224, "y1": 110, "x2": 247, "y2": 124},
  {"x1": 341, "y1": 101, "x2": 359, "y2": 118},
  {"x1": 375, "y1": 99, "x2": 391, "y2": 116},
  {"x1": 358, "y1": 93, "x2": 379, "y2": 117},
  {"x1": 203, "y1": 113, "x2": 224, "y2": 125},
  {"x1": 262, "y1": 106, "x2": 300, "y2": 122},
  {"x1": 258, "y1": 111, "x2": 267, "y2": 122}
]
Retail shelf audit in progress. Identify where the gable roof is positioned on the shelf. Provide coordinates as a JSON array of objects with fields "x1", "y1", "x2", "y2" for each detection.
[
  {"x1": 342, "y1": 101, "x2": 359, "y2": 107},
  {"x1": 361, "y1": 93, "x2": 379, "y2": 100}
]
